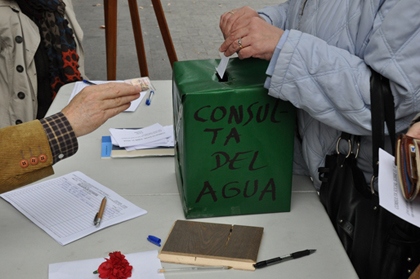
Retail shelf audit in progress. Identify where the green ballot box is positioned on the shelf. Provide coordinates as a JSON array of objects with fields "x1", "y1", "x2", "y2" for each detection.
[{"x1": 172, "y1": 58, "x2": 296, "y2": 218}]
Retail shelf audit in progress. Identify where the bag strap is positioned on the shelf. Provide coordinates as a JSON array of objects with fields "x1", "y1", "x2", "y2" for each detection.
[{"x1": 370, "y1": 68, "x2": 395, "y2": 179}]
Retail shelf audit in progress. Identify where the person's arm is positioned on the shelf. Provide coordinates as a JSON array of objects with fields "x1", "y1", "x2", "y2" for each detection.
[
  {"x1": 40, "y1": 112, "x2": 78, "y2": 164},
  {"x1": 220, "y1": 2, "x2": 420, "y2": 135},
  {"x1": 0, "y1": 112, "x2": 78, "y2": 193},
  {"x1": 0, "y1": 82, "x2": 141, "y2": 193},
  {"x1": 263, "y1": 1, "x2": 420, "y2": 135},
  {"x1": 0, "y1": 119, "x2": 53, "y2": 192},
  {"x1": 257, "y1": 2, "x2": 289, "y2": 27}
]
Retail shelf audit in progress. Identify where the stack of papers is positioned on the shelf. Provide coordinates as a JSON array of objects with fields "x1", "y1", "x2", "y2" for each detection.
[{"x1": 109, "y1": 123, "x2": 174, "y2": 151}]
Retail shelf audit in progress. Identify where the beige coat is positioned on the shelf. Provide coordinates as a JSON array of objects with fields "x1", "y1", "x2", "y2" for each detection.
[{"x1": 0, "y1": 0, "x2": 85, "y2": 128}]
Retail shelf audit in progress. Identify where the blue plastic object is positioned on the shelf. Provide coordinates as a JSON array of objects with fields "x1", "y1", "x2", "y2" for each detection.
[{"x1": 147, "y1": 235, "x2": 161, "y2": 246}]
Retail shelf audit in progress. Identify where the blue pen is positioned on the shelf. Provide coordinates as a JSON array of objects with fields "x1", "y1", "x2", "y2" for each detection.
[
  {"x1": 83, "y1": 79, "x2": 97, "y2": 85},
  {"x1": 146, "y1": 90, "x2": 154, "y2": 106}
]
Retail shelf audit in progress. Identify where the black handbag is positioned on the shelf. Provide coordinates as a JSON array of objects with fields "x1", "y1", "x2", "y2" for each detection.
[
  {"x1": 318, "y1": 69, "x2": 420, "y2": 279},
  {"x1": 318, "y1": 132, "x2": 371, "y2": 254}
]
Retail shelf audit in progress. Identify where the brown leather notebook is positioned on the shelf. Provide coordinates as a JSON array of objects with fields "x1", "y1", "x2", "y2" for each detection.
[{"x1": 158, "y1": 220, "x2": 264, "y2": 271}]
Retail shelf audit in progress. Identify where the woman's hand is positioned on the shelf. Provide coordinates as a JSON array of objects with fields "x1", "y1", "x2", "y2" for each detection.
[
  {"x1": 406, "y1": 121, "x2": 420, "y2": 139},
  {"x1": 219, "y1": 6, "x2": 284, "y2": 61}
]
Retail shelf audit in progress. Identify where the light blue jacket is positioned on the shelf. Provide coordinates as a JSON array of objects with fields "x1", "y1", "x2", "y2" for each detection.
[{"x1": 258, "y1": 0, "x2": 420, "y2": 189}]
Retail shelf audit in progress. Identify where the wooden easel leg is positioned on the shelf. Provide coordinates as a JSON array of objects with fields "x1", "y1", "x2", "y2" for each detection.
[
  {"x1": 128, "y1": 0, "x2": 149, "y2": 77},
  {"x1": 151, "y1": 0, "x2": 178, "y2": 67},
  {"x1": 104, "y1": 0, "x2": 118, "y2": 80}
]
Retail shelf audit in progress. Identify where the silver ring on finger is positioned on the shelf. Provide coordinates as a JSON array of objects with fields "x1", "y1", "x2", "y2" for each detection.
[{"x1": 238, "y1": 38, "x2": 243, "y2": 49}]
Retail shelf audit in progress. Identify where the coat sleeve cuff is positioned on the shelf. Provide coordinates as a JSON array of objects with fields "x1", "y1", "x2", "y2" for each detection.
[{"x1": 40, "y1": 112, "x2": 78, "y2": 164}]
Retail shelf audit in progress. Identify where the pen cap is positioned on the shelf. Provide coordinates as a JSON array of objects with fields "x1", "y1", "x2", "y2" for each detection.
[{"x1": 147, "y1": 235, "x2": 161, "y2": 246}]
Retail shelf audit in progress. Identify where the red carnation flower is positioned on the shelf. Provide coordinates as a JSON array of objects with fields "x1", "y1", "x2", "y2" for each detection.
[{"x1": 94, "y1": 251, "x2": 133, "y2": 279}]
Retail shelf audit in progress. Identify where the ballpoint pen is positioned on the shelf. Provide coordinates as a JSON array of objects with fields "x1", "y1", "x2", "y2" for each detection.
[
  {"x1": 94, "y1": 197, "x2": 107, "y2": 227},
  {"x1": 145, "y1": 90, "x2": 154, "y2": 106},
  {"x1": 253, "y1": 249, "x2": 316, "y2": 269}
]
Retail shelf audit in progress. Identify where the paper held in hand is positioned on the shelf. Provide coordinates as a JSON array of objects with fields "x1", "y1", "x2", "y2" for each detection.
[
  {"x1": 215, "y1": 52, "x2": 231, "y2": 79},
  {"x1": 70, "y1": 77, "x2": 152, "y2": 112}
]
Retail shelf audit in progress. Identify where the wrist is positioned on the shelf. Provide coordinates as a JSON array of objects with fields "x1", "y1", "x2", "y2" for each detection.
[{"x1": 40, "y1": 112, "x2": 78, "y2": 164}]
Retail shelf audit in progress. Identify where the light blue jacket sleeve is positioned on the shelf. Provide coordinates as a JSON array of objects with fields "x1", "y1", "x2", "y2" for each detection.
[
  {"x1": 264, "y1": 30, "x2": 289, "y2": 89},
  {"x1": 258, "y1": 2, "x2": 289, "y2": 28},
  {"x1": 269, "y1": 30, "x2": 373, "y2": 135},
  {"x1": 258, "y1": 0, "x2": 420, "y2": 136}
]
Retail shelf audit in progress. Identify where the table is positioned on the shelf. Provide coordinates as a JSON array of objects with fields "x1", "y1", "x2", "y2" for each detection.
[{"x1": 0, "y1": 81, "x2": 358, "y2": 278}]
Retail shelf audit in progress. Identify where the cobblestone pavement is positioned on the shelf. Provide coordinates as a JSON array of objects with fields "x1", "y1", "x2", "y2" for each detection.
[{"x1": 72, "y1": 0, "x2": 281, "y2": 80}]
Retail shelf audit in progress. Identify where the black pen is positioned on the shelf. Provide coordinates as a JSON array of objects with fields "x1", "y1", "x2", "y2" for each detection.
[{"x1": 253, "y1": 249, "x2": 316, "y2": 269}]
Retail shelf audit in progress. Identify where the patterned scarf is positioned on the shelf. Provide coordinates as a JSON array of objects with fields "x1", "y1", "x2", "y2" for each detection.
[{"x1": 16, "y1": 0, "x2": 82, "y2": 99}]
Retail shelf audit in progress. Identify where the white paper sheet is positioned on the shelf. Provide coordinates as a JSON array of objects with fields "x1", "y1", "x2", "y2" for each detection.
[
  {"x1": 215, "y1": 52, "x2": 230, "y2": 79},
  {"x1": 378, "y1": 148, "x2": 420, "y2": 228},
  {"x1": 0, "y1": 171, "x2": 147, "y2": 245},
  {"x1": 133, "y1": 132, "x2": 174, "y2": 148},
  {"x1": 109, "y1": 123, "x2": 169, "y2": 148},
  {"x1": 49, "y1": 250, "x2": 165, "y2": 279},
  {"x1": 111, "y1": 125, "x2": 174, "y2": 152},
  {"x1": 70, "y1": 81, "x2": 146, "y2": 112}
]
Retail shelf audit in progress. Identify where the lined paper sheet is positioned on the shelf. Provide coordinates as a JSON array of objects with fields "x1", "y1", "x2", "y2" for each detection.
[{"x1": 0, "y1": 171, "x2": 147, "y2": 245}]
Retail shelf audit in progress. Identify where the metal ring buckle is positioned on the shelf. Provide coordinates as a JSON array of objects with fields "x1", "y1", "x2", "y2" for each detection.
[
  {"x1": 370, "y1": 175, "x2": 376, "y2": 195},
  {"x1": 336, "y1": 137, "x2": 352, "y2": 158},
  {"x1": 354, "y1": 140, "x2": 360, "y2": 159}
]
